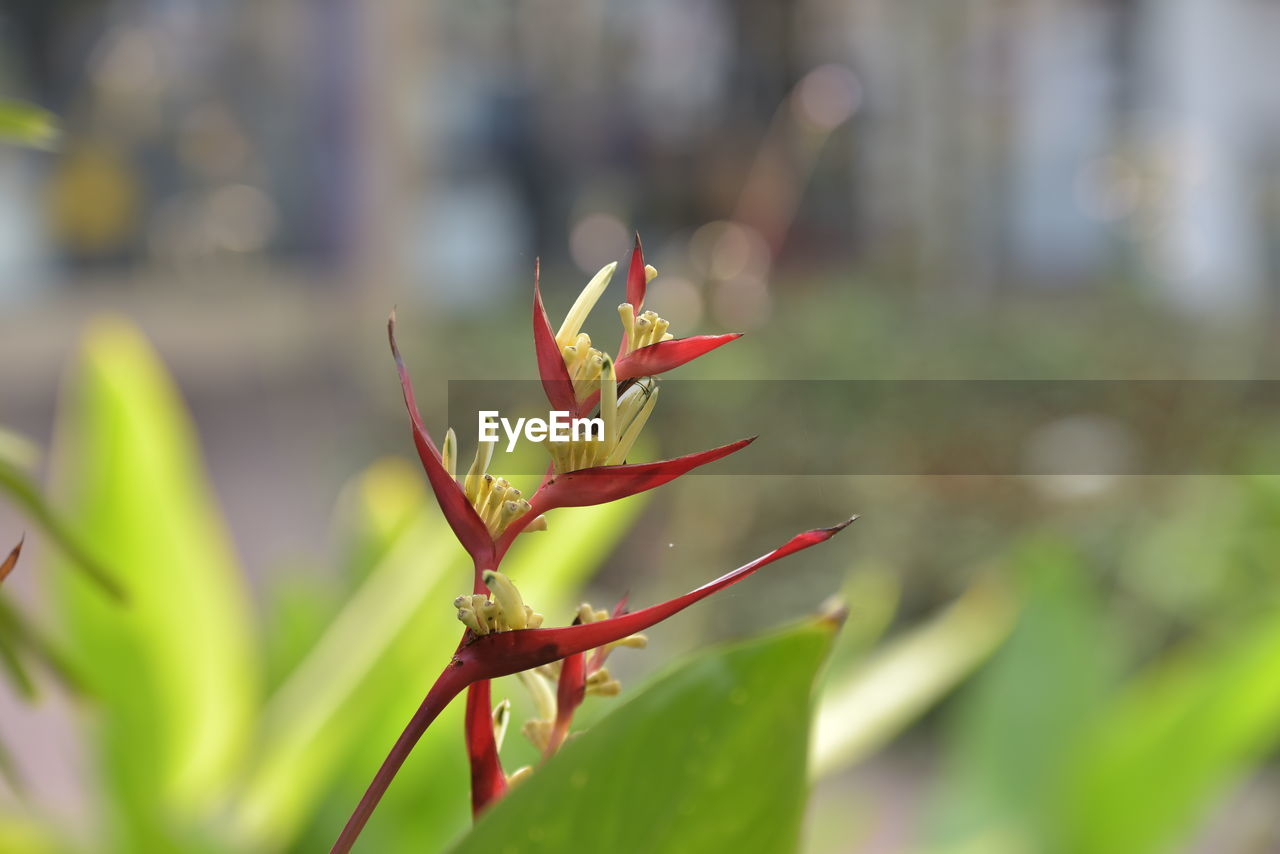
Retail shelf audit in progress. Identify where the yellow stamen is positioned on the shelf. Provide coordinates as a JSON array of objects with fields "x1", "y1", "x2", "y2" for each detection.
[
  {"x1": 465, "y1": 440, "x2": 495, "y2": 502},
  {"x1": 483, "y1": 570, "x2": 527, "y2": 630},
  {"x1": 598, "y1": 357, "x2": 617, "y2": 467},
  {"x1": 556, "y1": 262, "x2": 618, "y2": 348},
  {"x1": 608, "y1": 385, "x2": 659, "y2": 464},
  {"x1": 442, "y1": 428, "x2": 457, "y2": 479},
  {"x1": 518, "y1": 669, "x2": 557, "y2": 722}
]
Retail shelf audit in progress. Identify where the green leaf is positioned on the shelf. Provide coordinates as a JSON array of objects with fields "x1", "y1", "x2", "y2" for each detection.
[
  {"x1": 1056, "y1": 612, "x2": 1280, "y2": 854},
  {"x1": 46, "y1": 318, "x2": 258, "y2": 848},
  {"x1": 0, "y1": 99, "x2": 58, "y2": 150},
  {"x1": 0, "y1": 815, "x2": 64, "y2": 853},
  {"x1": 810, "y1": 578, "x2": 1016, "y2": 777},
  {"x1": 451, "y1": 613, "x2": 842, "y2": 854},
  {"x1": 929, "y1": 541, "x2": 1119, "y2": 850}
]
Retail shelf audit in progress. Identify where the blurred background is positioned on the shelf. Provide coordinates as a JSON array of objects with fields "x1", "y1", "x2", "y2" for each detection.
[{"x1": 4, "y1": 1, "x2": 1280, "y2": 852}]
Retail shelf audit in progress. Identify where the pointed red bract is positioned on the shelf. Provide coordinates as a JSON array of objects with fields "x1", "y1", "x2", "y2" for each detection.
[
  {"x1": 465, "y1": 680, "x2": 506, "y2": 816},
  {"x1": 388, "y1": 314, "x2": 495, "y2": 565},
  {"x1": 536, "y1": 437, "x2": 754, "y2": 509},
  {"x1": 615, "y1": 333, "x2": 743, "y2": 382},
  {"x1": 620, "y1": 236, "x2": 647, "y2": 354},
  {"x1": 625, "y1": 234, "x2": 647, "y2": 312},
  {"x1": 496, "y1": 437, "x2": 754, "y2": 554},
  {"x1": 468, "y1": 518, "x2": 855, "y2": 679},
  {"x1": 532, "y1": 260, "x2": 579, "y2": 413},
  {"x1": 547, "y1": 650, "x2": 585, "y2": 756}
]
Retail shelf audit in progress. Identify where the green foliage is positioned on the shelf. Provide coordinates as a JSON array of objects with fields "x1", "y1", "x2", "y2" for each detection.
[
  {"x1": 1057, "y1": 608, "x2": 1280, "y2": 854},
  {"x1": 46, "y1": 318, "x2": 259, "y2": 850},
  {"x1": 452, "y1": 614, "x2": 841, "y2": 854}
]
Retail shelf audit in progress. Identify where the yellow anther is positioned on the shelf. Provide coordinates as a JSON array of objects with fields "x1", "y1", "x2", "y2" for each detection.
[
  {"x1": 607, "y1": 634, "x2": 648, "y2": 651},
  {"x1": 442, "y1": 428, "x2": 458, "y2": 479},
  {"x1": 598, "y1": 357, "x2": 618, "y2": 467},
  {"x1": 617, "y1": 303, "x2": 636, "y2": 345},
  {"x1": 492, "y1": 699, "x2": 511, "y2": 750},
  {"x1": 518, "y1": 669, "x2": 557, "y2": 722},
  {"x1": 483, "y1": 570, "x2": 527, "y2": 630},
  {"x1": 577, "y1": 602, "x2": 598, "y2": 624},
  {"x1": 465, "y1": 440, "x2": 495, "y2": 502},
  {"x1": 457, "y1": 607, "x2": 486, "y2": 636},
  {"x1": 507, "y1": 765, "x2": 534, "y2": 786},
  {"x1": 556, "y1": 262, "x2": 618, "y2": 348},
  {"x1": 526, "y1": 514, "x2": 549, "y2": 532},
  {"x1": 644, "y1": 264, "x2": 658, "y2": 282}
]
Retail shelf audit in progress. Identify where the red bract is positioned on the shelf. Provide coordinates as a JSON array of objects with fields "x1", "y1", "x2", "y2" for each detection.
[
  {"x1": 464, "y1": 681, "x2": 506, "y2": 816},
  {"x1": 614, "y1": 333, "x2": 743, "y2": 383},
  {"x1": 495, "y1": 438, "x2": 754, "y2": 555},
  {"x1": 532, "y1": 260, "x2": 578, "y2": 414},
  {"x1": 330, "y1": 519, "x2": 854, "y2": 853},
  {"x1": 388, "y1": 315, "x2": 495, "y2": 567},
  {"x1": 625, "y1": 235, "x2": 647, "y2": 315}
]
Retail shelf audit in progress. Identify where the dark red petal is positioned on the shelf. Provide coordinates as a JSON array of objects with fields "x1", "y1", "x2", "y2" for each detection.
[
  {"x1": 464, "y1": 518, "x2": 857, "y2": 678},
  {"x1": 388, "y1": 313, "x2": 495, "y2": 564},
  {"x1": 496, "y1": 438, "x2": 754, "y2": 556},
  {"x1": 533, "y1": 260, "x2": 579, "y2": 413},
  {"x1": 625, "y1": 234, "x2": 647, "y2": 312},
  {"x1": 536, "y1": 437, "x2": 754, "y2": 509},
  {"x1": 620, "y1": 235, "x2": 647, "y2": 354},
  {"x1": 547, "y1": 651, "x2": 586, "y2": 756},
  {"x1": 0, "y1": 536, "x2": 22, "y2": 585},
  {"x1": 614, "y1": 333, "x2": 743, "y2": 382},
  {"x1": 465, "y1": 680, "x2": 506, "y2": 816}
]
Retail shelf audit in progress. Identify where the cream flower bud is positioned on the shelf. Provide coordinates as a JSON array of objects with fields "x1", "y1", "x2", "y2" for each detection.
[{"x1": 483, "y1": 570, "x2": 527, "y2": 630}]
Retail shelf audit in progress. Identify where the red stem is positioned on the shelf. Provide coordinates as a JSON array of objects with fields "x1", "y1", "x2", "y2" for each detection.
[
  {"x1": 330, "y1": 660, "x2": 470, "y2": 854},
  {"x1": 465, "y1": 680, "x2": 508, "y2": 815}
]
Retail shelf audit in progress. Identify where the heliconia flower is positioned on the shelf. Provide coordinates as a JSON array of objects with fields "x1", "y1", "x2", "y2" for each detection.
[
  {"x1": 1, "y1": 536, "x2": 21, "y2": 585},
  {"x1": 330, "y1": 517, "x2": 855, "y2": 853},
  {"x1": 535, "y1": 236, "x2": 743, "y2": 415}
]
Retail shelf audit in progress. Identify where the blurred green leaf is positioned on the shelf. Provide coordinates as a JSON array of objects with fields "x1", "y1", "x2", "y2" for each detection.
[
  {"x1": 0, "y1": 815, "x2": 64, "y2": 853},
  {"x1": 1056, "y1": 612, "x2": 1280, "y2": 854},
  {"x1": 929, "y1": 541, "x2": 1119, "y2": 851},
  {"x1": 451, "y1": 613, "x2": 842, "y2": 854},
  {"x1": 0, "y1": 99, "x2": 58, "y2": 149},
  {"x1": 0, "y1": 459, "x2": 124, "y2": 600},
  {"x1": 0, "y1": 625, "x2": 36, "y2": 700},
  {"x1": 46, "y1": 318, "x2": 258, "y2": 849},
  {"x1": 811, "y1": 578, "x2": 1016, "y2": 778},
  {"x1": 0, "y1": 597, "x2": 88, "y2": 698}
]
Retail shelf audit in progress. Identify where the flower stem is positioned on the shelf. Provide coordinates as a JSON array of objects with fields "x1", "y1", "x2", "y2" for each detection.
[{"x1": 330, "y1": 661, "x2": 470, "y2": 854}]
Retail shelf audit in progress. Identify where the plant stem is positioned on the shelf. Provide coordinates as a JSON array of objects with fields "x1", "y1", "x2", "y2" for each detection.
[{"x1": 329, "y1": 662, "x2": 469, "y2": 854}]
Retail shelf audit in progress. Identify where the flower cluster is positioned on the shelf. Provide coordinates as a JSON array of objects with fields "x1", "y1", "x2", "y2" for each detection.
[{"x1": 333, "y1": 237, "x2": 852, "y2": 854}]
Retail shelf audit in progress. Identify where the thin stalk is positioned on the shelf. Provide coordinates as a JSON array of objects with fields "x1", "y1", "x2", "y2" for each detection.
[{"x1": 330, "y1": 662, "x2": 470, "y2": 854}]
